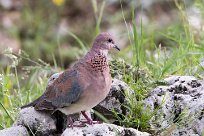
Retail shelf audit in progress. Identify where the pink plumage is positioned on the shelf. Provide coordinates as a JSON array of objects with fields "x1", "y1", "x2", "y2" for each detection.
[{"x1": 21, "y1": 32, "x2": 120, "y2": 127}]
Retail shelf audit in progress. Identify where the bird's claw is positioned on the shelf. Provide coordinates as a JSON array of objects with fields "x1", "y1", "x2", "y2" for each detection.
[
  {"x1": 81, "y1": 120, "x2": 102, "y2": 125},
  {"x1": 68, "y1": 123, "x2": 86, "y2": 128}
]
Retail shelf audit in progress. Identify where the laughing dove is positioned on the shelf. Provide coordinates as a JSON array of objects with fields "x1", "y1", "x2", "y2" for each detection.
[{"x1": 21, "y1": 32, "x2": 120, "y2": 127}]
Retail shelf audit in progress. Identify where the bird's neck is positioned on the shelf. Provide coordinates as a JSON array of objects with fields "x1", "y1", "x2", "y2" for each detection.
[
  {"x1": 90, "y1": 47, "x2": 108, "y2": 57},
  {"x1": 83, "y1": 48, "x2": 109, "y2": 73}
]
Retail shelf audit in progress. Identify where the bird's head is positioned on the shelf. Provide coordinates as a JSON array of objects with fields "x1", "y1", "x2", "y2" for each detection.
[{"x1": 92, "y1": 32, "x2": 120, "y2": 52}]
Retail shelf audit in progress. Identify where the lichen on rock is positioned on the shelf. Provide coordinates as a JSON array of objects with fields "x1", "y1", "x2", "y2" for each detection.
[
  {"x1": 61, "y1": 123, "x2": 150, "y2": 136},
  {"x1": 144, "y1": 76, "x2": 204, "y2": 136}
]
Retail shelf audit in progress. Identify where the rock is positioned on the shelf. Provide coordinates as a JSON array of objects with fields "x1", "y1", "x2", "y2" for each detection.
[
  {"x1": 0, "y1": 32, "x2": 21, "y2": 67},
  {"x1": 0, "y1": 0, "x2": 22, "y2": 9},
  {"x1": 0, "y1": 33, "x2": 20, "y2": 53},
  {"x1": 13, "y1": 107, "x2": 56, "y2": 136},
  {"x1": 0, "y1": 125, "x2": 29, "y2": 136},
  {"x1": 164, "y1": 76, "x2": 198, "y2": 85},
  {"x1": 61, "y1": 123, "x2": 150, "y2": 136},
  {"x1": 1, "y1": 74, "x2": 150, "y2": 135},
  {"x1": 94, "y1": 78, "x2": 134, "y2": 123},
  {"x1": 192, "y1": 59, "x2": 204, "y2": 77},
  {"x1": 144, "y1": 76, "x2": 204, "y2": 136},
  {"x1": 200, "y1": 59, "x2": 204, "y2": 67},
  {"x1": 187, "y1": 6, "x2": 203, "y2": 33},
  {"x1": 1, "y1": 11, "x2": 21, "y2": 29}
]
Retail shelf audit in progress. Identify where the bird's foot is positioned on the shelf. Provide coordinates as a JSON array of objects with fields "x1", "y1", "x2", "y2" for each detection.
[
  {"x1": 67, "y1": 116, "x2": 73, "y2": 128},
  {"x1": 68, "y1": 123, "x2": 86, "y2": 128},
  {"x1": 81, "y1": 111, "x2": 102, "y2": 125},
  {"x1": 81, "y1": 120, "x2": 102, "y2": 125}
]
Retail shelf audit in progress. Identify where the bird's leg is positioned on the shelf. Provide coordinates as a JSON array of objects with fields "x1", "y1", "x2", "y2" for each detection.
[
  {"x1": 67, "y1": 115, "x2": 74, "y2": 128},
  {"x1": 81, "y1": 111, "x2": 101, "y2": 125},
  {"x1": 81, "y1": 111, "x2": 93, "y2": 125},
  {"x1": 67, "y1": 115, "x2": 86, "y2": 128}
]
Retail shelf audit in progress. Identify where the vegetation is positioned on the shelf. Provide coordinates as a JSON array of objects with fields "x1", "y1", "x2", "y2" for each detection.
[{"x1": 0, "y1": 0, "x2": 204, "y2": 134}]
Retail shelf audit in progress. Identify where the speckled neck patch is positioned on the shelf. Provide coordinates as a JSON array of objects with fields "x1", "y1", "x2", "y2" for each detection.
[{"x1": 90, "y1": 52, "x2": 108, "y2": 72}]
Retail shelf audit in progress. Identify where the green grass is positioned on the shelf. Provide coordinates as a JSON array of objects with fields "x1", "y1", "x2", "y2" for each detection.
[
  {"x1": 0, "y1": 51, "x2": 54, "y2": 128},
  {"x1": 112, "y1": 0, "x2": 204, "y2": 133},
  {"x1": 1, "y1": 0, "x2": 204, "y2": 135}
]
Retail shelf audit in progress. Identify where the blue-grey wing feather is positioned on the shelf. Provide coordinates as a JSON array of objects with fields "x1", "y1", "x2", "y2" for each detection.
[{"x1": 34, "y1": 69, "x2": 82, "y2": 110}]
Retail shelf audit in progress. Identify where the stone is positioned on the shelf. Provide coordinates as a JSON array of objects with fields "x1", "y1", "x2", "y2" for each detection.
[
  {"x1": 61, "y1": 123, "x2": 150, "y2": 136},
  {"x1": 0, "y1": 0, "x2": 22, "y2": 9},
  {"x1": 94, "y1": 78, "x2": 134, "y2": 123},
  {"x1": 144, "y1": 76, "x2": 204, "y2": 136},
  {"x1": 200, "y1": 59, "x2": 204, "y2": 67},
  {"x1": 0, "y1": 125, "x2": 29, "y2": 136},
  {"x1": 13, "y1": 107, "x2": 56, "y2": 136},
  {"x1": 0, "y1": 33, "x2": 21, "y2": 53},
  {"x1": 192, "y1": 59, "x2": 204, "y2": 77},
  {"x1": 110, "y1": 59, "x2": 148, "y2": 82}
]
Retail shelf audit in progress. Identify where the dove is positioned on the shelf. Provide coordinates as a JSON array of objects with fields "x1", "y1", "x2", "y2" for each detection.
[
  {"x1": 47, "y1": 72, "x2": 62, "y2": 86},
  {"x1": 21, "y1": 32, "x2": 120, "y2": 127}
]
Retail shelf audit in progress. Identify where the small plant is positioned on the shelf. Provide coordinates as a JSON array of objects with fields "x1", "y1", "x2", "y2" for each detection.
[
  {"x1": 0, "y1": 0, "x2": 204, "y2": 135},
  {"x1": 114, "y1": 0, "x2": 204, "y2": 133},
  {"x1": 0, "y1": 49, "x2": 58, "y2": 128}
]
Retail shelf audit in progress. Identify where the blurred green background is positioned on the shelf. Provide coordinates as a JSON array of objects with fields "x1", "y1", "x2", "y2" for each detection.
[{"x1": 0, "y1": 0, "x2": 199, "y2": 69}]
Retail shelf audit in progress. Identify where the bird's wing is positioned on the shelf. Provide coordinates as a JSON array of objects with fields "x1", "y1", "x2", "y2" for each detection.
[{"x1": 34, "y1": 69, "x2": 82, "y2": 110}]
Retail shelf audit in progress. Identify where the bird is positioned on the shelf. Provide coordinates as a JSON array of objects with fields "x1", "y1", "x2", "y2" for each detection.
[
  {"x1": 21, "y1": 32, "x2": 120, "y2": 127},
  {"x1": 47, "y1": 72, "x2": 62, "y2": 86}
]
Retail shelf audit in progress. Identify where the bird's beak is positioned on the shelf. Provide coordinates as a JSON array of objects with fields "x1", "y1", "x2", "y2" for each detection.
[{"x1": 113, "y1": 44, "x2": 120, "y2": 51}]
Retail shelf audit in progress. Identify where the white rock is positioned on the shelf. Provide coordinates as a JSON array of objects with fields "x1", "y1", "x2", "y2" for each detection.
[
  {"x1": 145, "y1": 76, "x2": 204, "y2": 136},
  {"x1": 95, "y1": 78, "x2": 134, "y2": 122},
  {"x1": 164, "y1": 76, "x2": 197, "y2": 85},
  {"x1": 0, "y1": 0, "x2": 22, "y2": 9},
  {"x1": 61, "y1": 123, "x2": 150, "y2": 136},
  {"x1": 0, "y1": 0, "x2": 12, "y2": 9},
  {"x1": 200, "y1": 59, "x2": 204, "y2": 67},
  {"x1": 0, "y1": 33, "x2": 21, "y2": 53},
  {"x1": 13, "y1": 107, "x2": 56, "y2": 136},
  {"x1": 0, "y1": 125, "x2": 29, "y2": 136}
]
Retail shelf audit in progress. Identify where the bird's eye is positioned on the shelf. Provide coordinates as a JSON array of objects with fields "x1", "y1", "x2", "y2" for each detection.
[{"x1": 108, "y1": 39, "x2": 112, "y2": 43}]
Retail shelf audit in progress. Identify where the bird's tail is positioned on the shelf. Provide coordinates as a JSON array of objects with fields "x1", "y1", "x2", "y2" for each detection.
[{"x1": 21, "y1": 97, "x2": 41, "y2": 109}]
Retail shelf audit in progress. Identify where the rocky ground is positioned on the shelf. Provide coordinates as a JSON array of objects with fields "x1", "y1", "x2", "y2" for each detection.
[
  {"x1": 144, "y1": 76, "x2": 204, "y2": 136},
  {"x1": 0, "y1": 78, "x2": 149, "y2": 136},
  {"x1": 0, "y1": 75, "x2": 203, "y2": 136}
]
